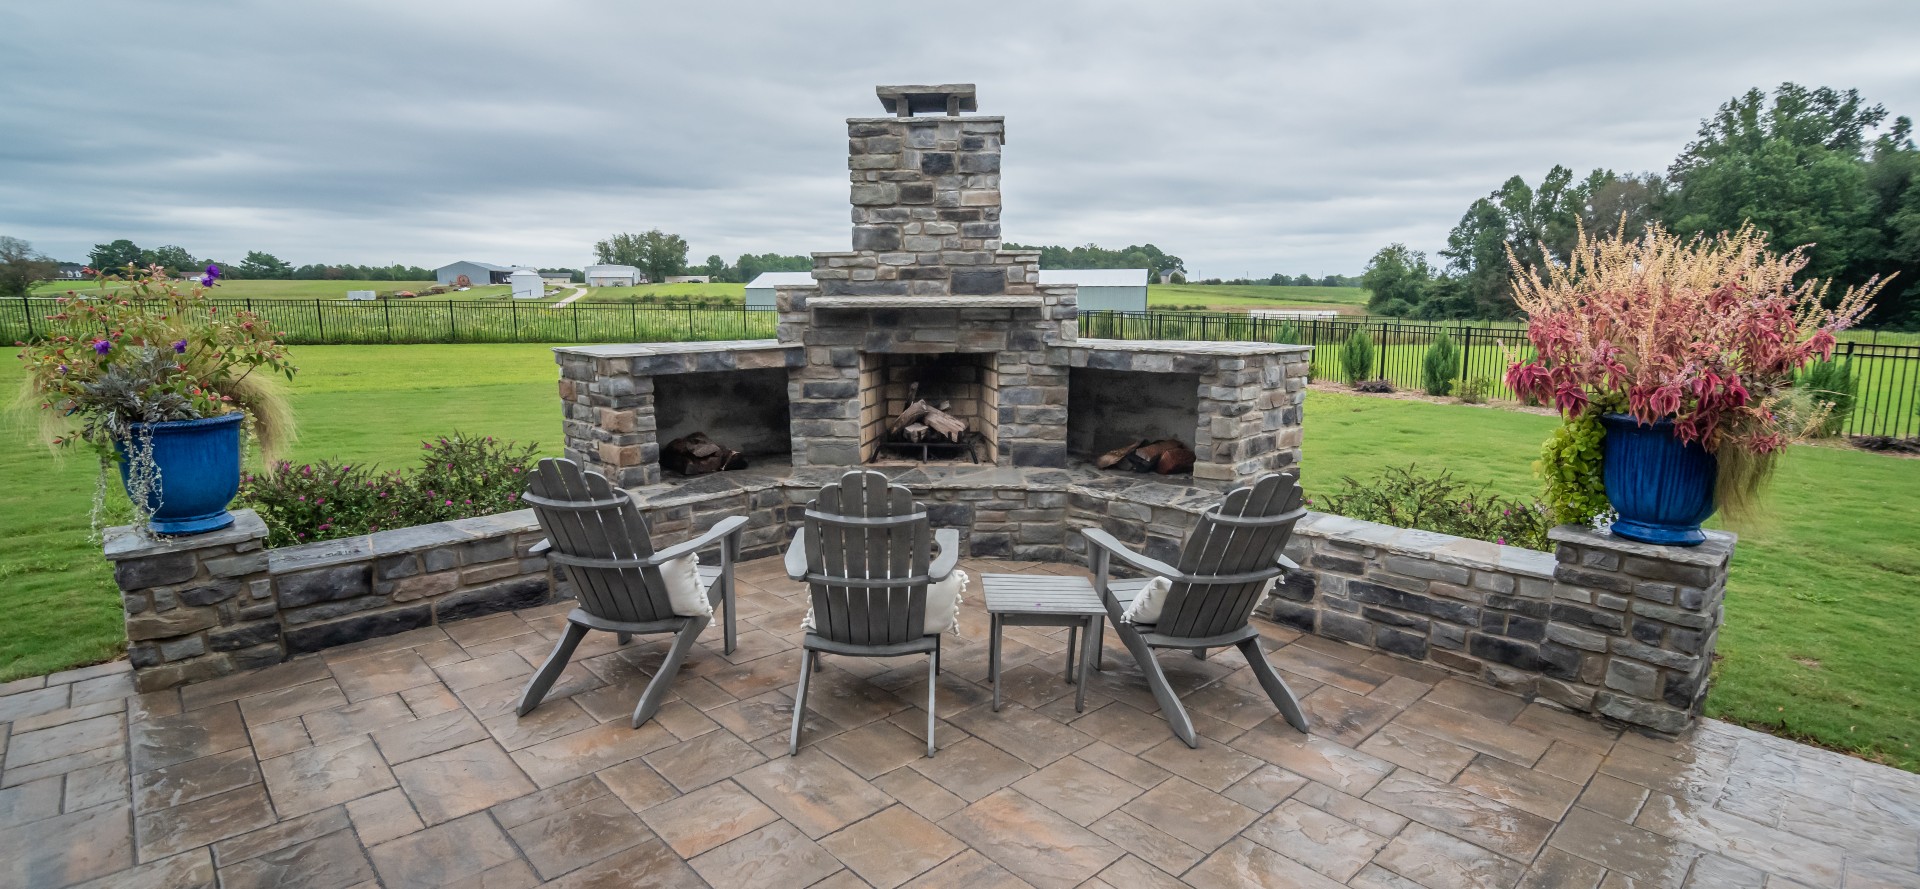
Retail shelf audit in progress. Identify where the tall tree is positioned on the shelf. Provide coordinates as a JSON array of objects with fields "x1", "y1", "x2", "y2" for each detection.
[
  {"x1": 1360, "y1": 244, "x2": 1432, "y2": 315},
  {"x1": 88, "y1": 239, "x2": 143, "y2": 273},
  {"x1": 0, "y1": 236, "x2": 58, "y2": 297},
  {"x1": 238, "y1": 251, "x2": 291, "y2": 279},
  {"x1": 594, "y1": 230, "x2": 688, "y2": 283},
  {"x1": 700, "y1": 254, "x2": 729, "y2": 281},
  {"x1": 142, "y1": 245, "x2": 196, "y2": 273}
]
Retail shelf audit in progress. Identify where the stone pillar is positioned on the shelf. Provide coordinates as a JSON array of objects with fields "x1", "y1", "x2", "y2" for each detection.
[
  {"x1": 1540, "y1": 526, "x2": 1735, "y2": 734},
  {"x1": 557, "y1": 351, "x2": 657, "y2": 488},
  {"x1": 106, "y1": 510, "x2": 283, "y2": 693}
]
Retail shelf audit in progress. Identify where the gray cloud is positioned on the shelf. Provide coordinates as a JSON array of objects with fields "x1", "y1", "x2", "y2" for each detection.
[{"x1": 3, "y1": 0, "x2": 1916, "y2": 276}]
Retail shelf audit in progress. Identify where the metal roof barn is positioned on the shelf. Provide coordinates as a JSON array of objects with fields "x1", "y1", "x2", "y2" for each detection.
[
  {"x1": 744, "y1": 271, "x2": 817, "y2": 308},
  {"x1": 1036, "y1": 268, "x2": 1149, "y2": 312},
  {"x1": 435, "y1": 261, "x2": 514, "y2": 286}
]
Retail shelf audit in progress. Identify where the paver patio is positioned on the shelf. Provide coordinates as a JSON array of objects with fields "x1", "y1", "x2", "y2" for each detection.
[{"x1": 3, "y1": 555, "x2": 1917, "y2": 889}]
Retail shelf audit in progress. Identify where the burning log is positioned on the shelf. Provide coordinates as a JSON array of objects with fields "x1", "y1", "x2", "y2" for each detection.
[{"x1": 662, "y1": 432, "x2": 748, "y2": 477}]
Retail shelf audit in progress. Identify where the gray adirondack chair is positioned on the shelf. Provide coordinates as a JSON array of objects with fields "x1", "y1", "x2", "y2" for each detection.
[
  {"x1": 1082, "y1": 472, "x2": 1310, "y2": 748},
  {"x1": 519, "y1": 458, "x2": 744, "y2": 728},
  {"x1": 785, "y1": 470, "x2": 959, "y2": 757}
]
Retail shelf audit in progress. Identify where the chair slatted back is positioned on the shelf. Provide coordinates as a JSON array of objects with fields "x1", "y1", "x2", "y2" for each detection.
[
  {"x1": 1157, "y1": 473, "x2": 1305, "y2": 639},
  {"x1": 801, "y1": 471, "x2": 931, "y2": 647},
  {"x1": 525, "y1": 458, "x2": 674, "y2": 625}
]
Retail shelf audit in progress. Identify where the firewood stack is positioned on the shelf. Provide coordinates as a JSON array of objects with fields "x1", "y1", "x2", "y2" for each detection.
[
  {"x1": 886, "y1": 382, "x2": 970, "y2": 446},
  {"x1": 1095, "y1": 438, "x2": 1196, "y2": 475},
  {"x1": 661, "y1": 432, "x2": 749, "y2": 477}
]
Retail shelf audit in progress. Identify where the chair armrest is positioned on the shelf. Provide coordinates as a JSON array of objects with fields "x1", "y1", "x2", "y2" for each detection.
[
  {"x1": 530, "y1": 539, "x2": 551, "y2": 556},
  {"x1": 785, "y1": 528, "x2": 809, "y2": 580},
  {"x1": 1080, "y1": 527, "x2": 1181, "y2": 580},
  {"x1": 1277, "y1": 553, "x2": 1299, "y2": 573},
  {"x1": 929, "y1": 528, "x2": 960, "y2": 581},
  {"x1": 652, "y1": 515, "x2": 749, "y2": 564}
]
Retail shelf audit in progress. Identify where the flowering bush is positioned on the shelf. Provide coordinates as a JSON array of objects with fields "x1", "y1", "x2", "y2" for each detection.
[
  {"x1": 14, "y1": 264, "x2": 296, "y2": 457},
  {"x1": 1316, "y1": 465, "x2": 1552, "y2": 551},
  {"x1": 240, "y1": 433, "x2": 538, "y2": 547},
  {"x1": 1504, "y1": 224, "x2": 1880, "y2": 454}
]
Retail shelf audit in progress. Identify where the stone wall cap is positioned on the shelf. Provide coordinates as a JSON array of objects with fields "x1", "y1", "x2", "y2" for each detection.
[
  {"x1": 269, "y1": 534, "x2": 376, "y2": 574},
  {"x1": 1547, "y1": 525, "x2": 1736, "y2": 567},
  {"x1": 1076, "y1": 338, "x2": 1313, "y2": 357},
  {"x1": 1296, "y1": 511, "x2": 1557, "y2": 578},
  {"x1": 553, "y1": 340, "x2": 790, "y2": 359},
  {"x1": 104, "y1": 510, "x2": 269, "y2": 560}
]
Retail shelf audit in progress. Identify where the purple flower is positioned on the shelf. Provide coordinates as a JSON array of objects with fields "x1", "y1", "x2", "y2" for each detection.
[
  {"x1": 172, "y1": 339, "x2": 187, "y2": 354},
  {"x1": 55, "y1": 364, "x2": 68, "y2": 374},
  {"x1": 91, "y1": 339, "x2": 111, "y2": 355},
  {"x1": 1496, "y1": 537, "x2": 1506, "y2": 545}
]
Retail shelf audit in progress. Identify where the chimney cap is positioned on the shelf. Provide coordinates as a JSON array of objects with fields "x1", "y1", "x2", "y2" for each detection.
[{"x1": 876, "y1": 84, "x2": 977, "y2": 117}]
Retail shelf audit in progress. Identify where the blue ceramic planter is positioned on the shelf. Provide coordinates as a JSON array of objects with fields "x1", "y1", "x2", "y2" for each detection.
[
  {"x1": 116, "y1": 412, "x2": 244, "y2": 535},
  {"x1": 1599, "y1": 413, "x2": 1716, "y2": 546}
]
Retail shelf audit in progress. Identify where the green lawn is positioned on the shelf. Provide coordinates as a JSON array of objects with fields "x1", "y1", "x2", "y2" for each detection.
[
  {"x1": 2, "y1": 345, "x2": 1914, "y2": 771},
  {"x1": 1304, "y1": 389, "x2": 1919, "y2": 771},
  {"x1": 568, "y1": 283, "x2": 747, "y2": 303}
]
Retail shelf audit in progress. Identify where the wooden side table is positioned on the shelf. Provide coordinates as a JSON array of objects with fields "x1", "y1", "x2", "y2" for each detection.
[{"x1": 981, "y1": 573, "x2": 1106, "y2": 713}]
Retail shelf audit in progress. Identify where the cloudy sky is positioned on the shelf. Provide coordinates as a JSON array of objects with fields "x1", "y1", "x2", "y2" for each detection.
[{"x1": 4, "y1": 1, "x2": 1917, "y2": 278}]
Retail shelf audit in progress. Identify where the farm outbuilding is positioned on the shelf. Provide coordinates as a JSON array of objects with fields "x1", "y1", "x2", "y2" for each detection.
[
  {"x1": 539, "y1": 271, "x2": 573, "y2": 285},
  {"x1": 584, "y1": 265, "x2": 644, "y2": 287},
  {"x1": 509, "y1": 269, "x2": 544, "y2": 300},
  {"x1": 744, "y1": 271, "x2": 816, "y2": 308},
  {"x1": 434, "y1": 261, "x2": 514, "y2": 286},
  {"x1": 1037, "y1": 268, "x2": 1149, "y2": 312}
]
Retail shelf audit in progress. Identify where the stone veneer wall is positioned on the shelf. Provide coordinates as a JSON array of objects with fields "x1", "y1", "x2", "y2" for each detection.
[
  {"x1": 1265, "y1": 514, "x2": 1734, "y2": 734},
  {"x1": 107, "y1": 510, "x2": 556, "y2": 693},
  {"x1": 107, "y1": 476, "x2": 1733, "y2": 737}
]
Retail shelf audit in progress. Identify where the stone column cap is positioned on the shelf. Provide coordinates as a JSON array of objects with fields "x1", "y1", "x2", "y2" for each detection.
[
  {"x1": 104, "y1": 509, "x2": 268, "y2": 560},
  {"x1": 1547, "y1": 525, "x2": 1736, "y2": 566}
]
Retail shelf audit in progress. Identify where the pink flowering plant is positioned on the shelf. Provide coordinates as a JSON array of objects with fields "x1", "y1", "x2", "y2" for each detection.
[
  {"x1": 240, "y1": 433, "x2": 538, "y2": 546},
  {"x1": 1503, "y1": 224, "x2": 1885, "y2": 515},
  {"x1": 15, "y1": 264, "x2": 296, "y2": 458}
]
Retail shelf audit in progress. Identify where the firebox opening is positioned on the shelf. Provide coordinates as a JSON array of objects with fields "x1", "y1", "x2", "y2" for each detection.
[
  {"x1": 860, "y1": 352, "x2": 1000, "y2": 464},
  {"x1": 1067, "y1": 367, "x2": 1200, "y2": 472},
  {"x1": 654, "y1": 368, "x2": 792, "y2": 475}
]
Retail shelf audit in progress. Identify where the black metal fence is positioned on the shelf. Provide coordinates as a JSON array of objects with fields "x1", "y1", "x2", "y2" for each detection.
[
  {"x1": 0, "y1": 297, "x2": 777, "y2": 346},
  {"x1": 1081, "y1": 310, "x2": 1920, "y2": 439},
  {"x1": 6, "y1": 298, "x2": 1915, "y2": 439}
]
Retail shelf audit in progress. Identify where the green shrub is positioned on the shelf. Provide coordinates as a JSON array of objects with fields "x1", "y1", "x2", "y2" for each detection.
[
  {"x1": 1538, "y1": 408, "x2": 1610, "y2": 526},
  {"x1": 1316, "y1": 465, "x2": 1552, "y2": 550},
  {"x1": 1795, "y1": 358, "x2": 1855, "y2": 437},
  {"x1": 1458, "y1": 375, "x2": 1491, "y2": 404},
  {"x1": 1341, "y1": 328, "x2": 1375, "y2": 384},
  {"x1": 241, "y1": 432, "x2": 539, "y2": 547},
  {"x1": 1421, "y1": 331, "x2": 1461, "y2": 396}
]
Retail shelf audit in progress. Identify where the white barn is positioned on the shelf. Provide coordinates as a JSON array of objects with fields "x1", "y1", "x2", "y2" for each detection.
[
  {"x1": 435, "y1": 261, "x2": 513, "y2": 286},
  {"x1": 744, "y1": 271, "x2": 816, "y2": 308},
  {"x1": 509, "y1": 269, "x2": 544, "y2": 300},
  {"x1": 1037, "y1": 268, "x2": 1149, "y2": 312},
  {"x1": 584, "y1": 264, "x2": 644, "y2": 287}
]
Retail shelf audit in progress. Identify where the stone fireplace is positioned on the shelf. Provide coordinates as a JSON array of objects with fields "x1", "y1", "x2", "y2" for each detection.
[{"x1": 553, "y1": 84, "x2": 1312, "y2": 560}]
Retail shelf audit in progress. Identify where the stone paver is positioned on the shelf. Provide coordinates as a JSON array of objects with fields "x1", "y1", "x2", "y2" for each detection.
[{"x1": 3, "y1": 554, "x2": 1918, "y2": 887}]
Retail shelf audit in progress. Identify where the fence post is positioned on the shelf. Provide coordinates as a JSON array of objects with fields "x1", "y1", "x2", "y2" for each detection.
[
  {"x1": 572, "y1": 303, "x2": 581, "y2": 342},
  {"x1": 21, "y1": 297, "x2": 33, "y2": 340},
  {"x1": 384, "y1": 297, "x2": 392, "y2": 343},
  {"x1": 315, "y1": 300, "x2": 325, "y2": 343},
  {"x1": 511, "y1": 299, "x2": 519, "y2": 342},
  {"x1": 448, "y1": 302, "x2": 456, "y2": 343}
]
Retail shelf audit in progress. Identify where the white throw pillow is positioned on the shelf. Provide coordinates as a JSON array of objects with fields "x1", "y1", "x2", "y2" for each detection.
[
  {"x1": 1122, "y1": 576, "x2": 1173, "y2": 624},
  {"x1": 1122, "y1": 576, "x2": 1277, "y2": 625},
  {"x1": 802, "y1": 569, "x2": 969, "y2": 637},
  {"x1": 658, "y1": 554, "x2": 711, "y2": 618}
]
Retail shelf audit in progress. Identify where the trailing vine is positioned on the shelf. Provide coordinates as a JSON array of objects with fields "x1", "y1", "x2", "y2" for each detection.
[{"x1": 1537, "y1": 398, "x2": 1612, "y2": 526}]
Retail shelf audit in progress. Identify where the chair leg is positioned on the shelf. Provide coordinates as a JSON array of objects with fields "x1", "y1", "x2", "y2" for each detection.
[
  {"x1": 518, "y1": 621, "x2": 588, "y2": 717},
  {"x1": 616, "y1": 632, "x2": 632, "y2": 646},
  {"x1": 1193, "y1": 647, "x2": 1208, "y2": 660},
  {"x1": 1092, "y1": 618, "x2": 1106, "y2": 672},
  {"x1": 989, "y1": 614, "x2": 1003, "y2": 712},
  {"x1": 788, "y1": 646, "x2": 816, "y2": 756},
  {"x1": 925, "y1": 651, "x2": 938, "y2": 758},
  {"x1": 1074, "y1": 616, "x2": 1097, "y2": 713},
  {"x1": 1238, "y1": 637, "x2": 1310, "y2": 733},
  {"x1": 1065, "y1": 624, "x2": 1078, "y2": 683},
  {"x1": 632, "y1": 617, "x2": 706, "y2": 729},
  {"x1": 1117, "y1": 624, "x2": 1198, "y2": 747},
  {"x1": 722, "y1": 571, "x2": 737, "y2": 656}
]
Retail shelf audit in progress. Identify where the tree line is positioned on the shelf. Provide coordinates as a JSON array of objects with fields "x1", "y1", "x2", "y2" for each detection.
[
  {"x1": 1003, "y1": 242, "x2": 1187, "y2": 280},
  {"x1": 1363, "y1": 83, "x2": 1920, "y2": 328},
  {"x1": 81, "y1": 239, "x2": 433, "y2": 281}
]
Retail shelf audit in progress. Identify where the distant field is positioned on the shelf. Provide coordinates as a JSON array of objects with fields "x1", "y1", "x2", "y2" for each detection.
[
  {"x1": 572, "y1": 283, "x2": 747, "y2": 302},
  {"x1": 1148, "y1": 284, "x2": 1370, "y2": 312},
  {"x1": 32, "y1": 278, "x2": 462, "y2": 299}
]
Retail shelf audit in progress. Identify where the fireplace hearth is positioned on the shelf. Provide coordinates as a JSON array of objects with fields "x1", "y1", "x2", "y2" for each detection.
[{"x1": 553, "y1": 84, "x2": 1310, "y2": 559}]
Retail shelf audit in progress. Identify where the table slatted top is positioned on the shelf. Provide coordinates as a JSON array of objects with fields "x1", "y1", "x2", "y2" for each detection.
[{"x1": 981, "y1": 573, "x2": 1103, "y2": 615}]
